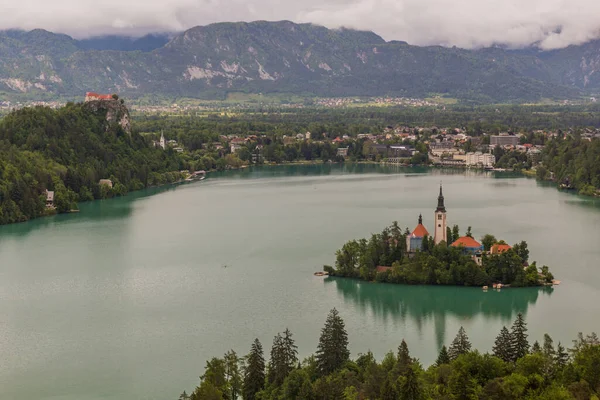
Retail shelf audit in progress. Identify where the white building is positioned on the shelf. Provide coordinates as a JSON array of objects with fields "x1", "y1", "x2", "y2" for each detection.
[
  {"x1": 466, "y1": 152, "x2": 495, "y2": 167},
  {"x1": 159, "y1": 132, "x2": 166, "y2": 150}
]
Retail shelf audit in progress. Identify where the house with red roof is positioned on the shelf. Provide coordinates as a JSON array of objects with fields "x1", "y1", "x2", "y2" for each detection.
[
  {"x1": 491, "y1": 243, "x2": 512, "y2": 254},
  {"x1": 451, "y1": 236, "x2": 484, "y2": 264},
  {"x1": 406, "y1": 214, "x2": 430, "y2": 252}
]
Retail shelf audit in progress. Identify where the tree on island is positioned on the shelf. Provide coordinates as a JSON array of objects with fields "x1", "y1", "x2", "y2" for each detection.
[
  {"x1": 449, "y1": 327, "x2": 472, "y2": 361},
  {"x1": 316, "y1": 308, "x2": 350, "y2": 376},
  {"x1": 243, "y1": 339, "x2": 266, "y2": 400},
  {"x1": 481, "y1": 234, "x2": 497, "y2": 252}
]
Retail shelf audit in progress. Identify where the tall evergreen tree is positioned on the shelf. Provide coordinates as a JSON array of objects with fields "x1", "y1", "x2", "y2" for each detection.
[
  {"x1": 510, "y1": 313, "x2": 530, "y2": 361},
  {"x1": 397, "y1": 339, "x2": 413, "y2": 373},
  {"x1": 531, "y1": 341, "x2": 541, "y2": 353},
  {"x1": 492, "y1": 326, "x2": 514, "y2": 362},
  {"x1": 268, "y1": 328, "x2": 298, "y2": 386},
  {"x1": 448, "y1": 327, "x2": 472, "y2": 361},
  {"x1": 398, "y1": 365, "x2": 423, "y2": 400},
  {"x1": 243, "y1": 339, "x2": 266, "y2": 400},
  {"x1": 316, "y1": 308, "x2": 350, "y2": 376},
  {"x1": 436, "y1": 345, "x2": 450, "y2": 366},
  {"x1": 179, "y1": 390, "x2": 189, "y2": 400},
  {"x1": 543, "y1": 333, "x2": 556, "y2": 358}
]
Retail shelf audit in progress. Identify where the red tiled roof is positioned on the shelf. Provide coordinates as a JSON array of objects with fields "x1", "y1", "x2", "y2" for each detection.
[
  {"x1": 411, "y1": 224, "x2": 429, "y2": 238},
  {"x1": 491, "y1": 243, "x2": 512, "y2": 254},
  {"x1": 86, "y1": 92, "x2": 113, "y2": 100},
  {"x1": 376, "y1": 266, "x2": 392, "y2": 273},
  {"x1": 451, "y1": 236, "x2": 482, "y2": 248}
]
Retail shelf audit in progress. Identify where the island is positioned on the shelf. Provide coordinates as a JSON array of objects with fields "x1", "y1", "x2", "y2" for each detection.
[{"x1": 324, "y1": 185, "x2": 555, "y2": 287}]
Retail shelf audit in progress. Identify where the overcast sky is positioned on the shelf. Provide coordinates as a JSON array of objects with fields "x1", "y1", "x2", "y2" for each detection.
[{"x1": 1, "y1": 0, "x2": 598, "y2": 49}]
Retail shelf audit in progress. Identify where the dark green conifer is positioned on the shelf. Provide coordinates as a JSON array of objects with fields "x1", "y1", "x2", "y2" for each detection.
[
  {"x1": 510, "y1": 313, "x2": 529, "y2": 361},
  {"x1": 397, "y1": 339, "x2": 413, "y2": 372},
  {"x1": 436, "y1": 345, "x2": 450, "y2": 366},
  {"x1": 398, "y1": 365, "x2": 423, "y2": 400},
  {"x1": 531, "y1": 341, "x2": 541, "y2": 353},
  {"x1": 543, "y1": 333, "x2": 556, "y2": 358},
  {"x1": 268, "y1": 328, "x2": 298, "y2": 386},
  {"x1": 380, "y1": 377, "x2": 397, "y2": 400},
  {"x1": 243, "y1": 339, "x2": 266, "y2": 400},
  {"x1": 448, "y1": 327, "x2": 472, "y2": 360},
  {"x1": 555, "y1": 342, "x2": 569, "y2": 367},
  {"x1": 492, "y1": 326, "x2": 513, "y2": 362},
  {"x1": 316, "y1": 308, "x2": 350, "y2": 376}
]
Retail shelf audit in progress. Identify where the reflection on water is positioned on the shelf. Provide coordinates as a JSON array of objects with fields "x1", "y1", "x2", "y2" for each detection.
[{"x1": 326, "y1": 277, "x2": 552, "y2": 348}]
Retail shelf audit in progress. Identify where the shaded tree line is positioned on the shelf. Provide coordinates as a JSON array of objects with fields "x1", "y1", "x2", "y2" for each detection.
[{"x1": 178, "y1": 310, "x2": 600, "y2": 400}]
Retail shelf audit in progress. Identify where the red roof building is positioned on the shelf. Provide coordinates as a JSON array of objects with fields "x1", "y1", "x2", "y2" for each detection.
[
  {"x1": 410, "y1": 214, "x2": 429, "y2": 238},
  {"x1": 491, "y1": 243, "x2": 512, "y2": 254},
  {"x1": 376, "y1": 266, "x2": 392, "y2": 273},
  {"x1": 451, "y1": 236, "x2": 483, "y2": 249},
  {"x1": 85, "y1": 92, "x2": 114, "y2": 102}
]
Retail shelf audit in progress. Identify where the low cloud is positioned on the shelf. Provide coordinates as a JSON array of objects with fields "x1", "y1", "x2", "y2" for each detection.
[{"x1": 1, "y1": 0, "x2": 600, "y2": 49}]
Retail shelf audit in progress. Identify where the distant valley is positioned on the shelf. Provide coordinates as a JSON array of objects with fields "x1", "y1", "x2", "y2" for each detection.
[{"x1": 2, "y1": 21, "x2": 600, "y2": 103}]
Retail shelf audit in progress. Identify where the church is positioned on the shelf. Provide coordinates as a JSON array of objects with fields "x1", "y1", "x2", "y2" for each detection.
[
  {"x1": 406, "y1": 185, "x2": 448, "y2": 252},
  {"x1": 406, "y1": 185, "x2": 484, "y2": 259}
]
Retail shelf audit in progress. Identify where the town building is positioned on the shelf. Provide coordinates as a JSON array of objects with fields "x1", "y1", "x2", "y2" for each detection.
[
  {"x1": 491, "y1": 243, "x2": 512, "y2": 254},
  {"x1": 337, "y1": 147, "x2": 349, "y2": 158},
  {"x1": 159, "y1": 132, "x2": 166, "y2": 150},
  {"x1": 451, "y1": 236, "x2": 484, "y2": 264},
  {"x1": 45, "y1": 190, "x2": 55, "y2": 209},
  {"x1": 466, "y1": 152, "x2": 495, "y2": 167},
  {"x1": 490, "y1": 135, "x2": 519, "y2": 147}
]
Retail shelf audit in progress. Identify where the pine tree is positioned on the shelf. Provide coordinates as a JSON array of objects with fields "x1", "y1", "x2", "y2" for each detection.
[
  {"x1": 243, "y1": 339, "x2": 266, "y2": 400},
  {"x1": 179, "y1": 390, "x2": 189, "y2": 400},
  {"x1": 532, "y1": 341, "x2": 542, "y2": 353},
  {"x1": 555, "y1": 342, "x2": 569, "y2": 367},
  {"x1": 398, "y1": 365, "x2": 423, "y2": 400},
  {"x1": 448, "y1": 327, "x2": 472, "y2": 361},
  {"x1": 543, "y1": 334, "x2": 556, "y2": 358},
  {"x1": 397, "y1": 339, "x2": 413, "y2": 372},
  {"x1": 492, "y1": 326, "x2": 514, "y2": 362},
  {"x1": 510, "y1": 313, "x2": 529, "y2": 361},
  {"x1": 436, "y1": 345, "x2": 450, "y2": 366},
  {"x1": 316, "y1": 308, "x2": 350, "y2": 376},
  {"x1": 268, "y1": 328, "x2": 298, "y2": 386}
]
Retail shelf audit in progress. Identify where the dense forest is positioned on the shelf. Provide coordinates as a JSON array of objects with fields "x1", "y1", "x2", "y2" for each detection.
[
  {"x1": 0, "y1": 102, "x2": 184, "y2": 224},
  {"x1": 537, "y1": 135, "x2": 600, "y2": 196},
  {"x1": 325, "y1": 223, "x2": 553, "y2": 287},
  {"x1": 179, "y1": 308, "x2": 600, "y2": 400}
]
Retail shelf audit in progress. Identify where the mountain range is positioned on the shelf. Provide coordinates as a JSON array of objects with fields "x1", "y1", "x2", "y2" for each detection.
[{"x1": 1, "y1": 21, "x2": 600, "y2": 103}]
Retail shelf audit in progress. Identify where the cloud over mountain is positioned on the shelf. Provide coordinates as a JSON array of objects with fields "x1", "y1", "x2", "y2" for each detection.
[{"x1": 1, "y1": 0, "x2": 600, "y2": 49}]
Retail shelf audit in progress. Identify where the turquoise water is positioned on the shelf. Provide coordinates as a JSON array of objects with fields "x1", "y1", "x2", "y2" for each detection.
[{"x1": 0, "y1": 164, "x2": 599, "y2": 400}]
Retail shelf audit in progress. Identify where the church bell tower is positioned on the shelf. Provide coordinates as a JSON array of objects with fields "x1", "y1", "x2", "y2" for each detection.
[{"x1": 434, "y1": 185, "x2": 447, "y2": 245}]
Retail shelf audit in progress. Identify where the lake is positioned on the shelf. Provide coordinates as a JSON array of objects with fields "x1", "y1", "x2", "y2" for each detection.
[{"x1": 1, "y1": 164, "x2": 599, "y2": 400}]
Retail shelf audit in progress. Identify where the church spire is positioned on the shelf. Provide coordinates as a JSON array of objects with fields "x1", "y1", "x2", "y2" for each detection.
[
  {"x1": 418, "y1": 214, "x2": 423, "y2": 225},
  {"x1": 436, "y1": 184, "x2": 446, "y2": 213}
]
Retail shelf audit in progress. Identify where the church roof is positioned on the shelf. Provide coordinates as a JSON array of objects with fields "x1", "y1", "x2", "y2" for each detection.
[
  {"x1": 451, "y1": 236, "x2": 482, "y2": 248},
  {"x1": 411, "y1": 224, "x2": 429, "y2": 238}
]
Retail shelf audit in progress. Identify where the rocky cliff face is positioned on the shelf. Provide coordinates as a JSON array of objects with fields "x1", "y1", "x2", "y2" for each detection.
[
  {"x1": 83, "y1": 99, "x2": 131, "y2": 134},
  {"x1": 1, "y1": 22, "x2": 600, "y2": 102}
]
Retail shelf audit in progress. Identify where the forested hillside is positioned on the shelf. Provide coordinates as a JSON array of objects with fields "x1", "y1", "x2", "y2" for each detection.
[
  {"x1": 3, "y1": 21, "x2": 600, "y2": 102},
  {"x1": 0, "y1": 101, "x2": 183, "y2": 224}
]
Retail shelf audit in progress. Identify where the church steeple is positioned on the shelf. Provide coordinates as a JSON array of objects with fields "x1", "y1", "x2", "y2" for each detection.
[
  {"x1": 418, "y1": 214, "x2": 423, "y2": 225},
  {"x1": 436, "y1": 184, "x2": 446, "y2": 213}
]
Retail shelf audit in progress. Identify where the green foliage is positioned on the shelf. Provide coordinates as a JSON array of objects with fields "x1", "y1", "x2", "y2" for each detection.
[
  {"x1": 243, "y1": 339, "x2": 265, "y2": 400},
  {"x1": 330, "y1": 222, "x2": 550, "y2": 287},
  {"x1": 0, "y1": 102, "x2": 184, "y2": 224},
  {"x1": 511, "y1": 313, "x2": 530, "y2": 362},
  {"x1": 449, "y1": 327, "x2": 472, "y2": 361},
  {"x1": 181, "y1": 313, "x2": 600, "y2": 400},
  {"x1": 267, "y1": 329, "x2": 298, "y2": 386},
  {"x1": 493, "y1": 326, "x2": 514, "y2": 363},
  {"x1": 316, "y1": 308, "x2": 350, "y2": 376}
]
